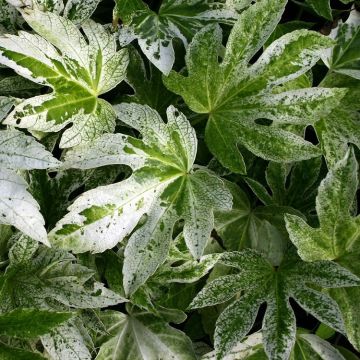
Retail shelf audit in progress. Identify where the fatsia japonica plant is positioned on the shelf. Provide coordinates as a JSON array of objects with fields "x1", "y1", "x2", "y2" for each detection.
[{"x1": 0, "y1": 0, "x2": 360, "y2": 359}]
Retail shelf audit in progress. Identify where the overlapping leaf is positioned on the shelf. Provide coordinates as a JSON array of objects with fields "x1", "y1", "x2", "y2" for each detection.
[
  {"x1": 50, "y1": 104, "x2": 231, "y2": 295},
  {"x1": 0, "y1": 8, "x2": 128, "y2": 147},
  {"x1": 0, "y1": 129, "x2": 59, "y2": 244},
  {"x1": 164, "y1": 0, "x2": 345, "y2": 174},
  {"x1": 286, "y1": 149, "x2": 360, "y2": 350},
  {"x1": 115, "y1": 0, "x2": 250, "y2": 75},
  {"x1": 96, "y1": 310, "x2": 197, "y2": 360},
  {"x1": 189, "y1": 249, "x2": 359, "y2": 360},
  {"x1": 201, "y1": 332, "x2": 346, "y2": 359},
  {"x1": 322, "y1": 9, "x2": 360, "y2": 80}
]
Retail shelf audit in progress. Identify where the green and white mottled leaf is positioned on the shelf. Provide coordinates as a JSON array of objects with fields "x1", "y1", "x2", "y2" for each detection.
[
  {"x1": 286, "y1": 149, "x2": 359, "y2": 262},
  {"x1": 96, "y1": 310, "x2": 197, "y2": 360},
  {"x1": 64, "y1": 0, "x2": 101, "y2": 24},
  {"x1": 0, "y1": 236, "x2": 126, "y2": 312},
  {"x1": 50, "y1": 104, "x2": 231, "y2": 295},
  {"x1": 201, "y1": 332, "x2": 346, "y2": 360},
  {"x1": 0, "y1": 129, "x2": 60, "y2": 170},
  {"x1": 164, "y1": 0, "x2": 342, "y2": 173},
  {"x1": 0, "y1": 9, "x2": 128, "y2": 147},
  {"x1": 322, "y1": 10, "x2": 360, "y2": 80},
  {"x1": 0, "y1": 308, "x2": 73, "y2": 338},
  {"x1": 190, "y1": 249, "x2": 359, "y2": 360},
  {"x1": 41, "y1": 318, "x2": 92, "y2": 360},
  {"x1": 0, "y1": 168, "x2": 49, "y2": 244},
  {"x1": 214, "y1": 181, "x2": 298, "y2": 265},
  {"x1": 115, "y1": 0, "x2": 246, "y2": 74},
  {"x1": 0, "y1": 96, "x2": 13, "y2": 120}
]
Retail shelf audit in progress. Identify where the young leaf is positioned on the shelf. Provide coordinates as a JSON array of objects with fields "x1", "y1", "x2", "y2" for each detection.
[
  {"x1": 0, "y1": 9, "x2": 129, "y2": 148},
  {"x1": 0, "y1": 308, "x2": 73, "y2": 338},
  {"x1": 96, "y1": 310, "x2": 197, "y2": 360},
  {"x1": 164, "y1": 0, "x2": 344, "y2": 173},
  {"x1": 0, "y1": 129, "x2": 59, "y2": 244},
  {"x1": 115, "y1": 0, "x2": 245, "y2": 75},
  {"x1": 322, "y1": 10, "x2": 360, "y2": 80},
  {"x1": 50, "y1": 104, "x2": 231, "y2": 295},
  {"x1": 189, "y1": 249, "x2": 359, "y2": 360}
]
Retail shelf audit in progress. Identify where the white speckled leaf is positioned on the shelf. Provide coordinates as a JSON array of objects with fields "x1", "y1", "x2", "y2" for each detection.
[
  {"x1": 321, "y1": 10, "x2": 360, "y2": 80},
  {"x1": 286, "y1": 148, "x2": 359, "y2": 261},
  {"x1": 0, "y1": 129, "x2": 60, "y2": 170},
  {"x1": 164, "y1": 0, "x2": 342, "y2": 173},
  {"x1": 50, "y1": 104, "x2": 231, "y2": 293},
  {"x1": 0, "y1": 9, "x2": 128, "y2": 147},
  {"x1": 64, "y1": 0, "x2": 101, "y2": 24},
  {"x1": 96, "y1": 310, "x2": 197, "y2": 360},
  {"x1": 190, "y1": 249, "x2": 359, "y2": 359}
]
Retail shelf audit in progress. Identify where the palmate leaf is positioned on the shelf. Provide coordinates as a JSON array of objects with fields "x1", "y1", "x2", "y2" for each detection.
[
  {"x1": 189, "y1": 249, "x2": 360, "y2": 360},
  {"x1": 315, "y1": 71, "x2": 360, "y2": 167},
  {"x1": 0, "y1": 129, "x2": 59, "y2": 244},
  {"x1": 285, "y1": 149, "x2": 360, "y2": 350},
  {"x1": 214, "y1": 180, "x2": 303, "y2": 265},
  {"x1": 0, "y1": 343, "x2": 45, "y2": 360},
  {"x1": 0, "y1": 235, "x2": 126, "y2": 312},
  {"x1": 163, "y1": 0, "x2": 345, "y2": 174},
  {"x1": 95, "y1": 310, "x2": 197, "y2": 360},
  {"x1": 321, "y1": 10, "x2": 360, "y2": 80},
  {"x1": 0, "y1": 8, "x2": 129, "y2": 148},
  {"x1": 0, "y1": 308, "x2": 73, "y2": 338},
  {"x1": 50, "y1": 104, "x2": 231, "y2": 295},
  {"x1": 115, "y1": 0, "x2": 249, "y2": 75},
  {"x1": 201, "y1": 332, "x2": 347, "y2": 359}
]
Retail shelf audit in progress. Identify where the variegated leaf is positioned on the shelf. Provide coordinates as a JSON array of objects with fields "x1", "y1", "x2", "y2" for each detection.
[
  {"x1": 0, "y1": 129, "x2": 59, "y2": 244},
  {"x1": 50, "y1": 104, "x2": 231, "y2": 295},
  {"x1": 115, "y1": 0, "x2": 248, "y2": 75},
  {"x1": 189, "y1": 249, "x2": 359, "y2": 360},
  {"x1": 0, "y1": 9, "x2": 128, "y2": 147},
  {"x1": 321, "y1": 10, "x2": 360, "y2": 80},
  {"x1": 285, "y1": 149, "x2": 359, "y2": 262},
  {"x1": 96, "y1": 310, "x2": 197, "y2": 360},
  {"x1": 164, "y1": 0, "x2": 344, "y2": 173}
]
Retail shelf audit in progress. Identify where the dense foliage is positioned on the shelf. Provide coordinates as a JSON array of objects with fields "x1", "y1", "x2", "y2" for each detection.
[{"x1": 0, "y1": 0, "x2": 360, "y2": 359}]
